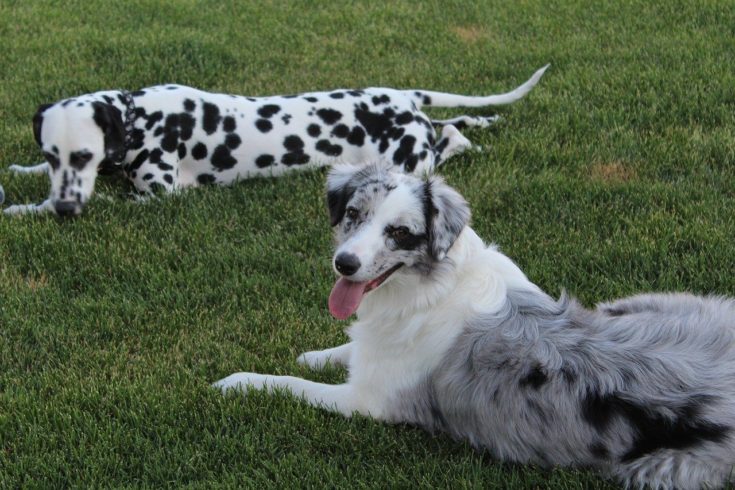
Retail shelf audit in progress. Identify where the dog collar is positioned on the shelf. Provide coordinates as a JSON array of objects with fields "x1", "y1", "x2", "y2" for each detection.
[{"x1": 118, "y1": 90, "x2": 137, "y2": 163}]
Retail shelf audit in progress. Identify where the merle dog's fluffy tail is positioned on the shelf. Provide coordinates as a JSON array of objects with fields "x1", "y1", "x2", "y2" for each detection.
[{"x1": 407, "y1": 64, "x2": 549, "y2": 109}]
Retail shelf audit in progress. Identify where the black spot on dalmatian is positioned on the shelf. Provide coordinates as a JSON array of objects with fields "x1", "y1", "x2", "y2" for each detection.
[
  {"x1": 202, "y1": 102, "x2": 221, "y2": 135},
  {"x1": 153, "y1": 127, "x2": 164, "y2": 137},
  {"x1": 283, "y1": 135, "x2": 304, "y2": 151},
  {"x1": 281, "y1": 135, "x2": 310, "y2": 165},
  {"x1": 329, "y1": 92, "x2": 345, "y2": 99},
  {"x1": 372, "y1": 94, "x2": 390, "y2": 105},
  {"x1": 197, "y1": 173, "x2": 216, "y2": 185},
  {"x1": 178, "y1": 142, "x2": 187, "y2": 159},
  {"x1": 161, "y1": 132, "x2": 179, "y2": 153},
  {"x1": 392, "y1": 135, "x2": 417, "y2": 170},
  {"x1": 316, "y1": 108, "x2": 342, "y2": 125},
  {"x1": 145, "y1": 111, "x2": 163, "y2": 130},
  {"x1": 149, "y1": 182, "x2": 165, "y2": 193},
  {"x1": 158, "y1": 162, "x2": 174, "y2": 171},
  {"x1": 178, "y1": 113, "x2": 195, "y2": 140},
  {"x1": 307, "y1": 124, "x2": 321, "y2": 137},
  {"x1": 183, "y1": 99, "x2": 196, "y2": 112},
  {"x1": 163, "y1": 174, "x2": 174, "y2": 185},
  {"x1": 211, "y1": 145, "x2": 237, "y2": 170},
  {"x1": 191, "y1": 142, "x2": 208, "y2": 160},
  {"x1": 76, "y1": 102, "x2": 83, "y2": 107},
  {"x1": 128, "y1": 128, "x2": 145, "y2": 151},
  {"x1": 222, "y1": 116, "x2": 236, "y2": 133},
  {"x1": 149, "y1": 148, "x2": 164, "y2": 164},
  {"x1": 257, "y1": 104, "x2": 281, "y2": 118},
  {"x1": 133, "y1": 107, "x2": 147, "y2": 120},
  {"x1": 225, "y1": 133, "x2": 241, "y2": 149},
  {"x1": 131, "y1": 90, "x2": 146, "y2": 97},
  {"x1": 127, "y1": 149, "x2": 150, "y2": 171},
  {"x1": 255, "y1": 119, "x2": 273, "y2": 133},
  {"x1": 316, "y1": 139, "x2": 343, "y2": 157},
  {"x1": 102, "y1": 95, "x2": 114, "y2": 104},
  {"x1": 347, "y1": 126, "x2": 365, "y2": 146},
  {"x1": 347, "y1": 90, "x2": 364, "y2": 97},
  {"x1": 255, "y1": 154, "x2": 275, "y2": 168},
  {"x1": 303, "y1": 96, "x2": 318, "y2": 103},
  {"x1": 61, "y1": 99, "x2": 75, "y2": 107},
  {"x1": 331, "y1": 124, "x2": 350, "y2": 138},
  {"x1": 281, "y1": 114, "x2": 292, "y2": 125},
  {"x1": 395, "y1": 111, "x2": 414, "y2": 125},
  {"x1": 166, "y1": 85, "x2": 179, "y2": 90},
  {"x1": 143, "y1": 173, "x2": 154, "y2": 181},
  {"x1": 423, "y1": 95, "x2": 432, "y2": 105}
]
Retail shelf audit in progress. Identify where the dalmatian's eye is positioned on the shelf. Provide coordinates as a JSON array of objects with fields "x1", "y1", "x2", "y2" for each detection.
[
  {"x1": 346, "y1": 207, "x2": 359, "y2": 221},
  {"x1": 389, "y1": 226, "x2": 410, "y2": 240}
]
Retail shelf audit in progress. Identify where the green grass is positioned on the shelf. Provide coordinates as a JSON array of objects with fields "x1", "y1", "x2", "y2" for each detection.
[{"x1": 1, "y1": 0, "x2": 734, "y2": 487}]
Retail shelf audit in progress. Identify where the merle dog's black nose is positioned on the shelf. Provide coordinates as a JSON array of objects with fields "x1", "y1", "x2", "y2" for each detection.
[
  {"x1": 335, "y1": 253, "x2": 361, "y2": 276},
  {"x1": 54, "y1": 201, "x2": 80, "y2": 217}
]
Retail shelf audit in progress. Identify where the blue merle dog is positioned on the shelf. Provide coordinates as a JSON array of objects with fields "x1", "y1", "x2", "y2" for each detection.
[
  {"x1": 215, "y1": 162, "x2": 735, "y2": 490},
  {"x1": 3, "y1": 65, "x2": 548, "y2": 216}
]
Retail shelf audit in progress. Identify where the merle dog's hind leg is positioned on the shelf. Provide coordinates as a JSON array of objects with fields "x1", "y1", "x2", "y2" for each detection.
[
  {"x1": 431, "y1": 115, "x2": 499, "y2": 131},
  {"x1": 8, "y1": 162, "x2": 50, "y2": 175},
  {"x1": 433, "y1": 124, "x2": 475, "y2": 167}
]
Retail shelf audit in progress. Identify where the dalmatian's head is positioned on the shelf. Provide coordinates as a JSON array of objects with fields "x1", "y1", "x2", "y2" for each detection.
[
  {"x1": 326, "y1": 162, "x2": 470, "y2": 319},
  {"x1": 33, "y1": 100, "x2": 125, "y2": 216}
]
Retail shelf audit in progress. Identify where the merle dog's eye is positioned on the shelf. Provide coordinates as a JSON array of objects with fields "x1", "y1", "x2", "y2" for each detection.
[
  {"x1": 346, "y1": 207, "x2": 359, "y2": 220},
  {"x1": 389, "y1": 226, "x2": 410, "y2": 240},
  {"x1": 44, "y1": 152, "x2": 60, "y2": 170}
]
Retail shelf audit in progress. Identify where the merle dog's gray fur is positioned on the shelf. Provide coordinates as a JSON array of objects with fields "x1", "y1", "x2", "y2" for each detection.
[{"x1": 392, "y1": 288, "x2": 735, "y2": 488}]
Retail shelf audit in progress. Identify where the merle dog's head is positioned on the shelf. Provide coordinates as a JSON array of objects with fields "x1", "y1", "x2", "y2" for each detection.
[
  {"x1": 33, "y1": 99, "x2": 125, "y2": 216},
  {"x1": 326, "y1": 162, "x2": 470, "y2": 319}
]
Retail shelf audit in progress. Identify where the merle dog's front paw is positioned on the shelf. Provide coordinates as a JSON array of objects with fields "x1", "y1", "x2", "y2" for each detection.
[{"x1": 212, "y1": 372, "x2": 268, "y2": 393}]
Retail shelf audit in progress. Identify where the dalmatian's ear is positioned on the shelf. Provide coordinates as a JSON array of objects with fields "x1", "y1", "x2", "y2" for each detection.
[
  {"x1": 91, "y1": 102, "x2": 126, "y2": 162},
  {"x1": 326, "y1": 163, "x2": 363, "y2": 227},
  {"x1": 32, "y1": 104, "x2": 53, "y2": 147},
  {"x1": 424, "y1": 175, "x2": 470, "y2": 261}
]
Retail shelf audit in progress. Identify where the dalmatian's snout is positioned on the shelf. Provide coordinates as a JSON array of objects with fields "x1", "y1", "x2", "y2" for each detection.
[{"x1": 53, "y1": 200, "x2": 82, "y2": 218}]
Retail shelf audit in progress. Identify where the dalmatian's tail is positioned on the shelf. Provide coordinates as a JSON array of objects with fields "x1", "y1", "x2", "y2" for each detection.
[{"x1": 408, "y1": 64, "x2": 549, "y2": 109}]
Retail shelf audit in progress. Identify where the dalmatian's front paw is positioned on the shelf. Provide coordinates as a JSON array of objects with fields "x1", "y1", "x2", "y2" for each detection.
[{"x1": 212, "y1": 372, "x2": 269, "y2": 394}]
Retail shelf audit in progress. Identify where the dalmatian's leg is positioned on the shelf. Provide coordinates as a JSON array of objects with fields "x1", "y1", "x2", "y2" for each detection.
[
  {"x1": 431, "y1": 115, "x2": 499, "y2": 130},
  {"x1": 297, "y1": 342, "x2": 354, "y2": 370},
  {"x1": 433, "y1": 124, "x2": 475, "y2": 167},
  {"x1": 4, "y1": 199, "x2": 54, "y2": 216},
  {"x1": 8, "y1": 162, "x2": 50, "y2": 175}
]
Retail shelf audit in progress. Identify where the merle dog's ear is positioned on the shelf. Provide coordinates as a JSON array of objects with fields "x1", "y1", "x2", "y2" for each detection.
[
  {"x1": 32, "y1": 104, "x2": 53, "y2": 147},
  {"x1": 91, "y1": 101, "x2": 126, "y2": 161},
  {"x1": 326, "y1": 164, "x2": 361, "y2": 226},
  {"x1": 425, "y1": 176, "x2": 470, "y2": 261}
]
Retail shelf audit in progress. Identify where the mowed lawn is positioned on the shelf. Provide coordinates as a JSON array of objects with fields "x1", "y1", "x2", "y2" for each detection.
[{"x1": 1, "y1": 0, "x2": 734, "y2": 487}]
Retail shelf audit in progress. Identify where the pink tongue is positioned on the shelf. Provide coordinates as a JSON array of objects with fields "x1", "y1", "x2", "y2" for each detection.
[{"x1": 328, "y1": 277, "x2": 368, "y2": 320}]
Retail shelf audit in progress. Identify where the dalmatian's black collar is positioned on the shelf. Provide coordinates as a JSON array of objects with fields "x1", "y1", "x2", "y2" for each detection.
[{"x1": 117, "y1": 90, "x2": 137, "y2": 164}]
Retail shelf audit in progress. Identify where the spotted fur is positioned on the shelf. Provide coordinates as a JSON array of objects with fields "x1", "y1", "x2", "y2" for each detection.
[
  {"x1": 215, "y1": 163, "x2": 735, "y2": 490},
  {"x1": 4, "y1": 66, "x2": 548, "y2": 216}
]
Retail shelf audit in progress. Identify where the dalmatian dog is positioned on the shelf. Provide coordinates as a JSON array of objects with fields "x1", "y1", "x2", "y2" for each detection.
[{"x1": 3, "y1": 65, "x2": 548, "y2": 217}]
